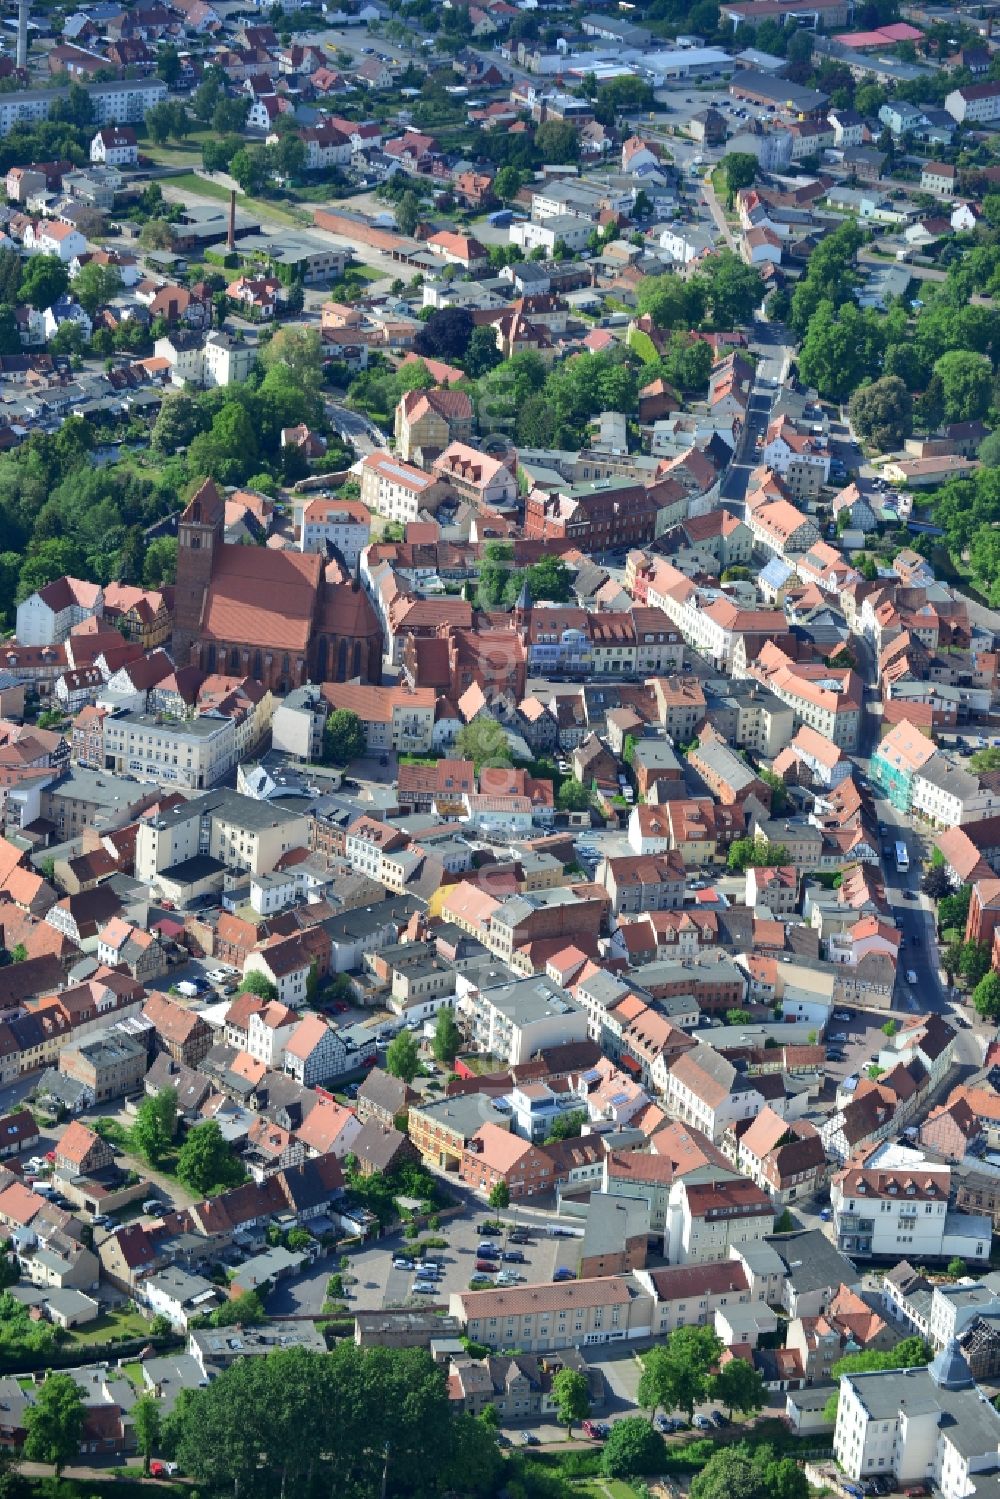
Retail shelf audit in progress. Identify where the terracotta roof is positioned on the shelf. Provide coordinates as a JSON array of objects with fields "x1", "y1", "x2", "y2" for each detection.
[
  {"x1": 201, "y1": 546, "x2": 323, "y2": 653},
  {"x1": 55, "y1": 1119, "x2": 101, "y2": 1165}
]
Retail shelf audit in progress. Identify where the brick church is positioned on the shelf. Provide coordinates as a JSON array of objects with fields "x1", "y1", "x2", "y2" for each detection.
[{"x1": 173, "y1": 479, "x2": 382, "y2": 694}]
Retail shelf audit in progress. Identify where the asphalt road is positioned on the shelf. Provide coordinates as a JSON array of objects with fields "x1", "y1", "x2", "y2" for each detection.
[{"x1": 327, "y1": 402, "x2": 389, "y2": 457}]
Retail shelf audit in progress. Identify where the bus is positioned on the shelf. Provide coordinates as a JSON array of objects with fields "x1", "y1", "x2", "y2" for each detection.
[{"x1": 895, "y1": 841, "x2": 909, "y2": 873}]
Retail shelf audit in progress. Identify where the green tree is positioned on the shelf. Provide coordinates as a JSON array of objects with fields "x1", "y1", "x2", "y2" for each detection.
[
  {"x1": 601, "y1": 1417, "x2": 664, "y2": 1479},
  {"x1": 711, "y1": 1358, "x2": 766, "y2": 1421},
  {"x1": 229, "y1": 146, "x2": 268, "y2": 194},
  {"x1": 152, "y1": 392, "x2": 204, "y2": 454},
  {"x1": 727, "y1": 839, "x2": 791, "y2": 873},
  {"x1": 799, "y1": 300, "x2": 880, "y2": 401},
  {"x1": 324, "y1": 708, "x2": 366, "y2": 766},
  {"x1": 259, "y1": 325, "x2": 324, "y2": 402},
  {"x1": 415, "y1": 307, "x2": 474, "y2": 362},
  {"x1": 939, "y1": 883, "x2": 972, "y2": 933},
  {"x1": 156, "y1": 42, "x2": 181, "y2": 85},
  {"x1": 133, "y1": 1393, "x2": 161, "y2": 1476},
  {"x1": 833, "y1": 1338, "x2": 930, "y2": 1377},
  {"x1": 73, "y1": 260, "x2": 123, "y2": 316},
  {"x1": 525, "y1": 555, "x2": 572, "y2": 603},
  {"x1": 922, "y1": 865, "x2": 952, "y2": 899},
  {"x1": 973, "y1": 970, "x2": 1000, "y2": 1020},
  {"x1": 961, "y1": 940, "x2": 991, "y2": 988},
  {"x1": 774, "y1": 1207, "x2": 794, "y2": 1232},
  {"x1": 396, "y1": 190, "x2": 423, "y2": 237},
  {"x1": 432, "y1": 1008, "x2": 461, "y2": 1066},
  {"x1": 534, "y1": 119, "x2": 580, "y2": 163},
  {"x1": 241, "y1": 972, "x2": 279, "y2": 1002},
  {"x1": 208, "y1": 1290, "x2": 266, "y2": 1327},
  {"x1": 934, "y1": 350, "x2": 993, "y2": 424},
  {"x1": 544, "y1": 1109, "x2": 587, "y2": 1143},
  {"x1": 0, "y1": 306, "x2": 19, "y2": 357},
  {"x1": 881, "y1": 1019, "x2": 898, "y2": 1037},
  {"x1": 552, "y1": 1367, "x2": 590, "y2": 1436},
  {"x1": 487, "y1": 1181, "x2": 510, "y2": 1211},
  {"x1": 723, "y1": 151, "x2": 757, "y2": 204},
  {"x1": 213, "y1": 96, "x2": 249, "y2": 134},
  {"x1": 848, "y1": 376, "x2": 913, "y2": 451},
  {"x1": 970, "y1": 747, "x2": 1000, "y2": 773},
  {"x1": 20, "y1": 255, "x2": 69, "y2": 312},
  {"x1": 0, "y1": 247, "x2": 22, "y2": 304},
  {"x1": 701, "y1": 251, "x2": 764, "y2": 330},
  {"x1": 760, "y1": 768, "x2": 787, "y2": 814},
  {"x1": 386, "y1": 1029, "x2": 420, "y2": 1084},
  {"x1": 637, "y1": 1326, "x2": 722, "y2": 1421},
  {"x1": 23, "y1": 1374, "x2": 85, "y2": 1476},
  {"x1": 635, "y1": 272, "x2": 705, "y2": 330},
  {"x1": 557, "y1": 779, "x2": 592, "y2": 813},
  {"x1": 130, "y1": 1086, "x2": 177, "y2": 1166},
  {"x1": 143, "y1": 536, "x2": 178, "y2": 588},
  {"x1": 456, "y1": 718, "x2": 513, "y2": 772},
  {"x1": 464, "y1": 324, "x2": 502, "y2": 379},
  {"x1": 145, "y1": 100, "x2": 174, "y2": 145},
  {"x1": 176, "y1": 1120, "x2": 245, "y2": 1196},
  {"x1": 494, "y1": 166, "x2": 525, "y2": 202}
]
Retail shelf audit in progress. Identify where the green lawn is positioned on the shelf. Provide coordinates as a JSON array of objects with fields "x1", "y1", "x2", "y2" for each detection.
[
  {"x1": 165, "y1": 171, "x2": 233, "y2": 203},
  {"x1": 160, "y1": 171, "x2": 308, "y2": 230},
  {"x1": 62, "y1": 1306, "x2": 150, "y2": 1347},
  {"x1": 573, "y1": 1483, "x2": 642, "y2": 1499},
  {"x1": 121, "y1": 1361, "x2": 145, "y2": 1389},
  {"x1": 627, "y1": 327, "x2": 658, "y2": 364}
]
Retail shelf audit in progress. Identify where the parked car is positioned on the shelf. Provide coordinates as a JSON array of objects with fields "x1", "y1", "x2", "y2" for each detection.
[
  {"x1": 508, "y1": 1230, "x2": 530, "y2": 1244},
  {"x1": 475, "y1": 1259, "x2": 498, "y2": 1274},
  {"x1": 820, "y1": 1208, "x2": 832, "y2": 1221},
  {"x1": 829, "y1": 1031, "x2": 847, "y2": 1042},
  {"x1": 392, "y1": 1257, "x2": 414, "y2": 1271},
  {"x1": 710, "y1": 1411, "x2": 727, "y2": 1428},
  {"x1": 413, "y1": 1282, "x2": 437, "y2": 1295},
  {"x1": 520, "y1": 1432, "x2": 539, "y2": 1446},
  {"x1": 552, "y1": 1267, "x2": 575, "y2": 1282},
  {"x1": 693, "y1": 1415, "x2": 713, "y2": 1431},
  {"x1": 477, "y1": 1243, "x2": 499, "y2": 1258},
  {"x1": 501, "y1": 1250, "x2": 526, "y2": 1263},
  {"x1": 833, "y1": 1010, "x2": 852, "y2": 1022}
]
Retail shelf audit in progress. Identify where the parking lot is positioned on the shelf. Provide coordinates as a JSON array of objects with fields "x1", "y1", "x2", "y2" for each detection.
[
  {"x1": 269, "y1": 1208, "x2": 585, "y2": 1316},
  {"x1": 820, "y1": 1009, "x2": 893, "y2": 1097}
]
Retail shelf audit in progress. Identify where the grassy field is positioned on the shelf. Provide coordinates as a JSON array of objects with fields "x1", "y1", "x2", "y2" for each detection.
[
  {"x1": 627, "y1": 327, "x2": 658, "y2": 363},
  {"x1": 62, "y1": 1306, "x2": 150, "y2": 1348},
  {"x1": 157, "y1": 168, "x2": 310, "y2": 230}
]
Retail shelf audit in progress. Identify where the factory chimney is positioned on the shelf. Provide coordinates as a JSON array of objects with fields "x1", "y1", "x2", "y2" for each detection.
[
  {"x1": 16, "y1": 0, "x2": 28, "y2": 71},
  {"x1": 227, "y1": 187, "x2": 236, "y2": 251}
]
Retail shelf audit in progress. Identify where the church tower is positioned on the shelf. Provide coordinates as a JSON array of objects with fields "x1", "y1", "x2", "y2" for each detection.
[{"x1": 173, "y1": 478, "x2": 224, "y2": 667}]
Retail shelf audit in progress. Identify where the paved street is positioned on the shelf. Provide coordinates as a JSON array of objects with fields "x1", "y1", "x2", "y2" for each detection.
[
  {"x1": 719, "y1": 318, "x2": 791, "y2": 503},
  {"x1": 702, "y1": 174, "x2": 735, "y2": 252},
  {"x1": 327, "y1": 402, "x2": 390, "y2": 458}
]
